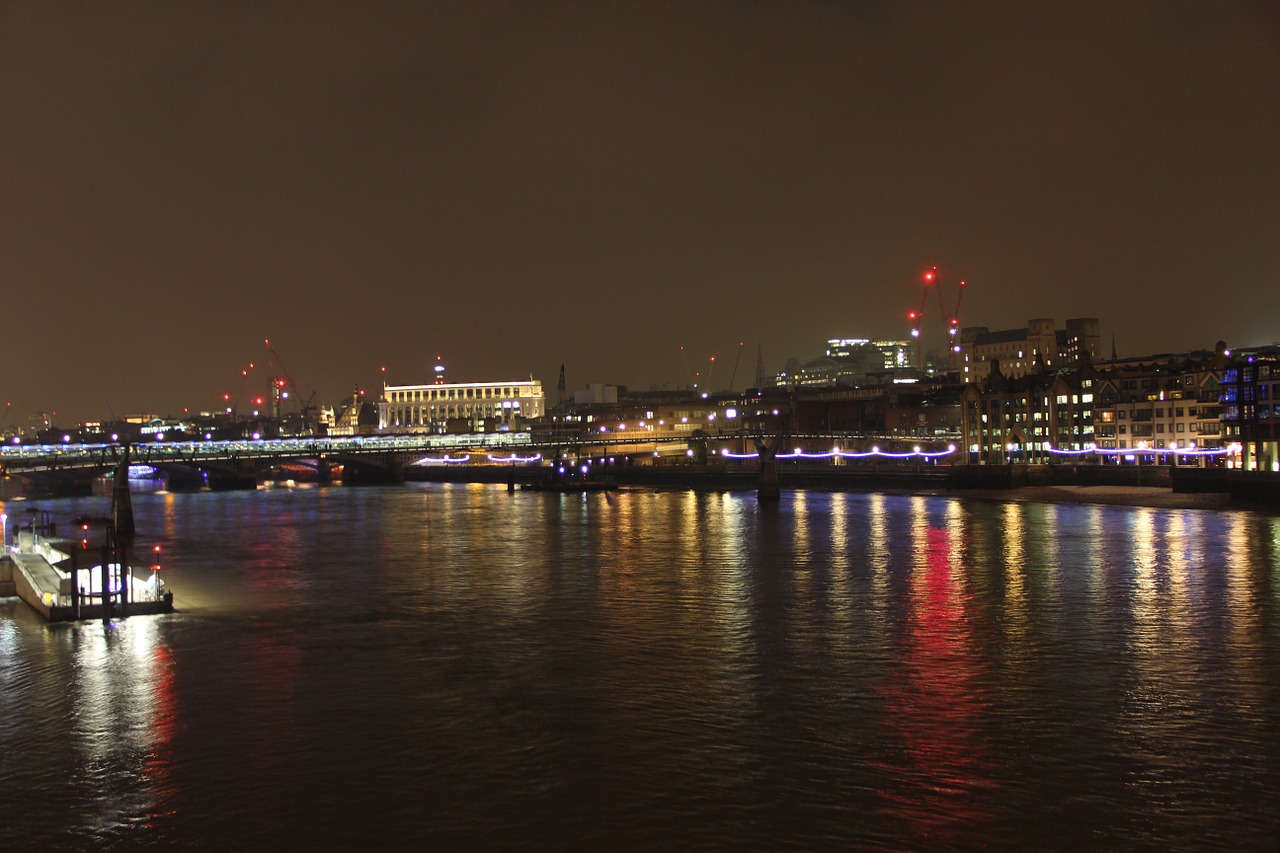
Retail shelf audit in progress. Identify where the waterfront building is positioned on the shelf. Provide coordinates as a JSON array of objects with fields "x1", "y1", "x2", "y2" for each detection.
[
  {"x1": 1221, "y1": 346, "x2": 1280, "y2": 471},
  {"x1": 960, "y1": 355, "x2": 1096, "y2": 464},
  {"x1": 959, "y1": 318, "x2": 1100, "y2": 384},
  {"x1": 1092, "y1": 349, "x2": 1225, "y2": 460},
  {"x1": 380, "y1": 377, "x2": 545, "y2": 433}
]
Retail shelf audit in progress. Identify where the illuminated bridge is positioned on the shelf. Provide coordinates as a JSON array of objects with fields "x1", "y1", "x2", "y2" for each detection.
[{"x1": 0, "y1": 431, "x2": 958, "y2": 495}]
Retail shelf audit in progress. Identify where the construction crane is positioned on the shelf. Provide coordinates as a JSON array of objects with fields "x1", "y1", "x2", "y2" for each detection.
[
  {"x1": 264, "y1": 339, "x2": 317, "y2": 434},
  {"x1": 908, "y1": 266, "x2": 967, "y2": 373}
]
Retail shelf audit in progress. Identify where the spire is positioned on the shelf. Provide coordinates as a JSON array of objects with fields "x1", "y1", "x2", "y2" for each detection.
[
  {"x1": 1110, "y1": 334, "x2": 1117, "y2": 362},
  {"x1": 754, "y1": 343, "x2": 766, "y2": 390}
]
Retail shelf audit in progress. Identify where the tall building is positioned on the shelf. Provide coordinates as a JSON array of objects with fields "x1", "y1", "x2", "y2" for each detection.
[{"x1": 775, "y1": 338, "x2": 916, "y2": 388}]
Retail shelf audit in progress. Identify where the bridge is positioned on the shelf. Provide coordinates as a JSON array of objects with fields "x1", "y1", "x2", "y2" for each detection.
[{"x1": 0, "y1": 430, "x2": 958, "y2": 495}]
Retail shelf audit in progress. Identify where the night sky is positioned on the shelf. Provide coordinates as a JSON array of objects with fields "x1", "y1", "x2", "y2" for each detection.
[{"x1": 3, "y1": 1, "x2": 1278, "y2": 424}]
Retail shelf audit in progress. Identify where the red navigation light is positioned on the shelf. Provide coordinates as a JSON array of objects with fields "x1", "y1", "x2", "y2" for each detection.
[
  {"x1": 908, "y1": 311, "x2": 918, "y2": 320},
  {"x1": 923, "y1": 268, "x2": 936, "y2": 283}
]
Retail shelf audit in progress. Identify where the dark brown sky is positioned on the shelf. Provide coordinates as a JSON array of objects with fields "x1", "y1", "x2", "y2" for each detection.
[{"x1": 3, "y1": 1, "x2": 1279, "y2": 423}]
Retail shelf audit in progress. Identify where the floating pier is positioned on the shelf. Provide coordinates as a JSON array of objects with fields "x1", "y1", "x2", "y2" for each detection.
[{"x1": 1, "y1": 513, "x2": 172, "y2": 622}]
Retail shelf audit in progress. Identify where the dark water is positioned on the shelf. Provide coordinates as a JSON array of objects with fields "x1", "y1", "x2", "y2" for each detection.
[{"x1": 2, "y1": 484, "x2": 1278, "y2": 851}]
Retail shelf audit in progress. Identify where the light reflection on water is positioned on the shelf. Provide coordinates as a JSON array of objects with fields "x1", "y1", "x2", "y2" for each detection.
[{"x1": 1, "y1": 485, "x2": 1278, "y2": 850}]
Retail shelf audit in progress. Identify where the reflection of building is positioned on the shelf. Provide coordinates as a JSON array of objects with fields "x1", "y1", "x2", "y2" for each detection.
[
  {"x1": 379, "y1": 378, "x2": 545, "y2": 433},
  {"x1": 1221, "y1": 346, "x2": 1280, "y2": 471},
  {"x1": 960, "y1": 319, "x2": 1099, "y2": 384}
]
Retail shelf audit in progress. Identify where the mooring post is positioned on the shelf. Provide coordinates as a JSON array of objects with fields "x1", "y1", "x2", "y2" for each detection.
[{"x1": 100, "y1": 544, "x2": 111, "y2": 625}]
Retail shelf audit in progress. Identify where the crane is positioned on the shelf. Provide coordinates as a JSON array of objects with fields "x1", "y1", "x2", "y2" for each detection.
[
  {"x1": 264, "y1": 339, "x2": 317, "y2": 434},
  {"x1": 908, "y1": 266, "x2": 967, "y2": 372}
]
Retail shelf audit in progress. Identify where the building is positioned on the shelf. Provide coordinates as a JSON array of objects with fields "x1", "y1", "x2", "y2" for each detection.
[
  {"x1": 959, "y1": 318, "x2": 1100, "y2": 384},
  {"x1": 379, "y1": 378, "x2": 545, "y2": 433},
  {"x1": 1220, "y1": 346, "x2": 1280, "y2": 471},
  {"x1": 775, "y1": 338, "x2": 916, "y2": 387},
  {"x1": 960, "y1": 355, "x2": 1096, "y2": 464},
  {"x1": 1092, "y1": 349, "x2": 1225, "y2": 459},
  {"x1": 825, "y1": 338, "x2": 914, "y2": 370}
]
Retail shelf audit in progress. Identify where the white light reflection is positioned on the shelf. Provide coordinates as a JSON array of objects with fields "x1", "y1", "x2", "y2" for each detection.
[{"x1": 68, "y1": 619, "x2": 179, "y2": 832}]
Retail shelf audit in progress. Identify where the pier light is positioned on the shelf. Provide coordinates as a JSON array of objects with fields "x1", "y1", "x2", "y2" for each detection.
[
  {"x1": 871, "y1": 445, "x2": 880, "y2": 453},
  {"x1": 580, "y1": 465, "x2": 589, "y2": 475},
  {"x1": 686, "y1": 449, "x2": 694, "y2": 457},
  {"x1": 913, "y1": 446, "x2": 921, "y2": 454},
  {"x1": 62, "y1": 434, "x2": 71, "y2": 443},
  {"x1": 725, "y1": 408, "x2": 737, "y2": 419},
  {"x1": 11, "y1": 437, "x2": 18, "y2": 445},
  {"x1": 252, "y1": 432, "x2": 261, "y2": 440}
]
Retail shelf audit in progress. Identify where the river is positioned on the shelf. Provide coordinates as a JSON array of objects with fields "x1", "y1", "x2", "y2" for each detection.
[{"x1": 2, "y1": 484, "x2": 1278, "y2": 850}]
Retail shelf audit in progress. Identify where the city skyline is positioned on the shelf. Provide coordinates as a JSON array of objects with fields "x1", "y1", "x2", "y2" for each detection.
[{"x1": 4, "y1": 1, "x2": 1278, "y2": 422}]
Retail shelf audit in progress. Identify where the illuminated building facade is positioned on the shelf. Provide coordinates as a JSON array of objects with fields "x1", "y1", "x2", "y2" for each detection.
[
  {"x1": 1221, "y1": 347, "x2": 1280, "y2": 471},
  {"x1": 960, "y1": 318, "x2": 1099, "y2": 383},
  {"x1": 379, "y1": 378, "x2": 545, "y2": 432},
  {"x1": 960, "y1": 357, "x2": 1095, "y2": 464},
  {"x1": 1092, "y1": 355, "x2": 1223, "y2": 459},
  {"x1": 776, "y1": 338, "x2": 916, "y2": 387}
]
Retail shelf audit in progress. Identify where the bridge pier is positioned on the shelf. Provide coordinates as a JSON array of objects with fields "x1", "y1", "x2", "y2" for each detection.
[
  {"x1": 340, "y1": 457, "x2": 404, "y2": 486},
  {"x1": 112, "y1": 451, "x2": 135, "y2": 539},
  {"x1": 206, "y1": 461, "x2": 259, "y2": 491}
]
